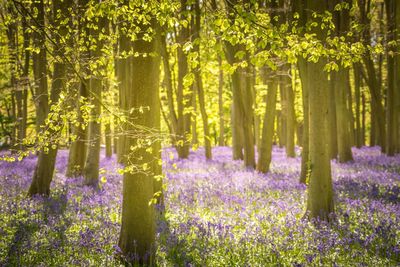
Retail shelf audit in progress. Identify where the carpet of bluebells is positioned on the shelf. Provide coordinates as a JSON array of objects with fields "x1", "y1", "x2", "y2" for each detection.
[{"x1": 0, "y1": 146, "x2": 399, "y2": 266}]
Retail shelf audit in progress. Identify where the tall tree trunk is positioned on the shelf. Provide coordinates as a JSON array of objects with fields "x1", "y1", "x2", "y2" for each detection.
[
  {"x1": 358, "y1": 0, "x2": 386, "y2": 152},
  {"x1": 84, "y1": 14, "x2": 107, "y2": 186},
  {"x1": 354, "y1": 64, "x2": 363, "y2": 148},
  {"x1": 224, "y1": 0, "x2": 255, "y2": 167},
  {"x1": 257, "y1": 71, "x2": 278, "y2": 173},
  {"x1": 226, "y1": 44, "x2": 244, "y2": 160},
  {"x1": 305, "y1": 0, "x2": 334, "y2": 220},
  {"x1": 334, "y1": 68, "x2": 353, "y2": 162},
  {"x1": 283, "y1": 65, "x2": 296, "y2": 158},
  {"x1": 386, "y1": 0, "x2": 397, "y2": 155},
  {"x1": 118, "y1": 17, "x2": 160, "y2": 265},
  {"x1": 361, "y1": 91, "x2": 366, "y2": 146},
  {"x1": 218, "y1": 55, "x2": 225, "y2": 146},
  {"x1": 29, "y1": 0, "x2": 68, "y2": 196},
  {"x1": 279, "y1": 83, "x2": 287, "y2": 148},
  {"x1": 328, "y1": 76, "x2": 338, "y2": 159},
  {"x1": 298, "y1": 58, "x2": 309, "y2": 184},
  {"x1": 331, "y1": 0, "x2": 353, "y2": 162},
  {"x1": 66, "y1": 0, "x2": 89, "y2": 177},
  {"x1": 395, "y1": 0, "x2": 400, "y2": 153},
  {"x1": 5, "y1": 4, "x2": 19, "y2": 149},
  {"x1": 175, "y1": 0, "x2": 192, "y2": 159}
]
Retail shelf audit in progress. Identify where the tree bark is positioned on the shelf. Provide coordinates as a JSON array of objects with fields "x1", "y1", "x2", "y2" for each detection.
[
  {"x1": 353, "y1": 64, "x2": 363, "y2": 148},
  {"x1": 334, "y1": 68, "x2": 353, "y2": 162},
  {"x1": 29, "y1": 0, "x2": 68, "y2": 196},
  {"x1": 257, "y1": 70, "x2": 278, "y2": 173},
  {"x1": 283, "y1": 65, "x2": 295, "y2": 158},
  {"x1": 218, "y1": 55, "x2": 225, "y2": 146},
  {"x1": 298, "y1": 57, "x2": 309, "y2": 184},
  {"x1": 118, "y1": 17, "x2": 160, "y2": 265},
  {"x1": 66, "y1": 0, "x2": 89, "y2": 177},
  {"x1": 84, "y1": 14, "x2": 107, "y2": 186},
  {"x1": 386, "y1": 0, "x2": 398, "y2": 155},
  {"x1": 305, "y1": 0, "x2": 334, "y2": 220},
  {"x1": 175, "y1": 0, "x2": 192, "y2": 159},
  {"x1": 328, "y1": 75, "x2": 338, "y2": 159}
]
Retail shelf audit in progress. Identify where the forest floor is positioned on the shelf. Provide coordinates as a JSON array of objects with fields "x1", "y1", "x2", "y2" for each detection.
[{"x1": 0, "y1": 146, "x2": 399, "y2": 266}]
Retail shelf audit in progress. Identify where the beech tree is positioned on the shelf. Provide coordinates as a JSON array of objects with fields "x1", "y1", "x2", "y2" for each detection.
[
  {"x1": 117, "y1": 4, "x2": 161, "y2": 264},
  {"x1": 304, "y1": 0, "x2": 335, "y2": 219},
  {"x1": 28, "y1": 0, "x2": 69, "y2": 196}
]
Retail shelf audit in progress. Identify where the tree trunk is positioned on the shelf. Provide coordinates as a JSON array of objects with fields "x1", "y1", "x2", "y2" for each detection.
[
  {"x1": 218, "y1": 55, "x2": 225, "y2": 146},
  {"x1": 386, "y1": 0, "x2": 397, "y2": 155},
  {"x1": 105, "y1": 122, "x2": 112, "y2": 158},
  {"x1": 328, "y1": 76, "x2": 338, "y2": 159},
  {"x1": 29, "y1": 0, "x2": 68, "y2": 196},
  {"x1": 334, "y1": 68, "x2": 353, "y2": 162},
  {"x1": 395, "y1": 0, "x2": 400, "y2": 153},
  {"x1": 66, "y1": 0, "x2": 89, "y2": 177},
  {"x1": 305, "y1": 0, "x2": 334, "y2": 220},
  {"x1": 358, "y1": 0, "x2": 386, "y2": 152},
  {"x1": 283, "y1": 65, "x2": 296, "y2": 158},
  {"x1": 175, "y1": 0, "x2": 192, "y2": 159},
  {"x1": 298, "y1": 57, "x2": 309, "y2": 184},
  {"x1": 118, "y1": 17, "x2": 160, "y2": 265},
  {"x1": 279, "y1": 83, "x2": 287, "y2": 148},
  {"x1": 257, "y1": 72, "x2": 278, "y2": 173},
  {"x1": 83, "y1": 13, "x2": 108, "y2": 186},
  {"x1": 354, "y1": 64, "x2": 363, "y2": 148}
]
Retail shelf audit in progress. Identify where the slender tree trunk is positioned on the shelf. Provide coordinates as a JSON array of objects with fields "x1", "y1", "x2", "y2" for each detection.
[
  {"x1": 358, "y1": 0, "x2": 386, "y2": 152},
  {"x1": 298, "y1": 58, "x2": 309, "y2": 184},
  {"x1": 334, "y1": 68, "x2": 353, "y2": 162},
  {"x1": 118, "y1": 17, "x2": 160, "y2": 265},
  {"x1": 83, "y1": 13, "x2": 107, "y2": 186},
  {"x1": 5, "y1": 5, "x2": 20, "y2": 149},
  {"x1": 354, "y1": 64, "x2": 362, "y2": 148},
  {"x1": 279, "y1": 83, "x2": 287, "y2": 148},
  {"x1": 361, "y1": 91, "x2": 366, "y2": 146},
  {"x1": 175, "y1": 0, "x2": 192, "y2": 159},
  {"x1": 29, "y1": 0, "x2": 68, "y2": 196},
  {"x1": 395, "y1": 0, "x2": 400, "y2": 153},
  {"x1": 283, "y1": 65, "x2": 295, "y2": 158},
  {"x1": 224, "y1": 0, "x2": 255, "y2": 167},
  {"x1": 66, "y1": 0, "x2": 89, "y2": 177},
  {"x1": 218, "y1": 55, "x2": 225, "y2": 146},
  {"x1": 328, "y1": 75, "x2": 338, "y2": 159},
  {"x1": 257, "y1": 73, "x2": 278, "y2": 173},
  {"x1": 386, "y1": 0, "x2": 397, "y2": 155},
  {"x1": 226, "y1": 44, "x2": 244, "y2": 160}
]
